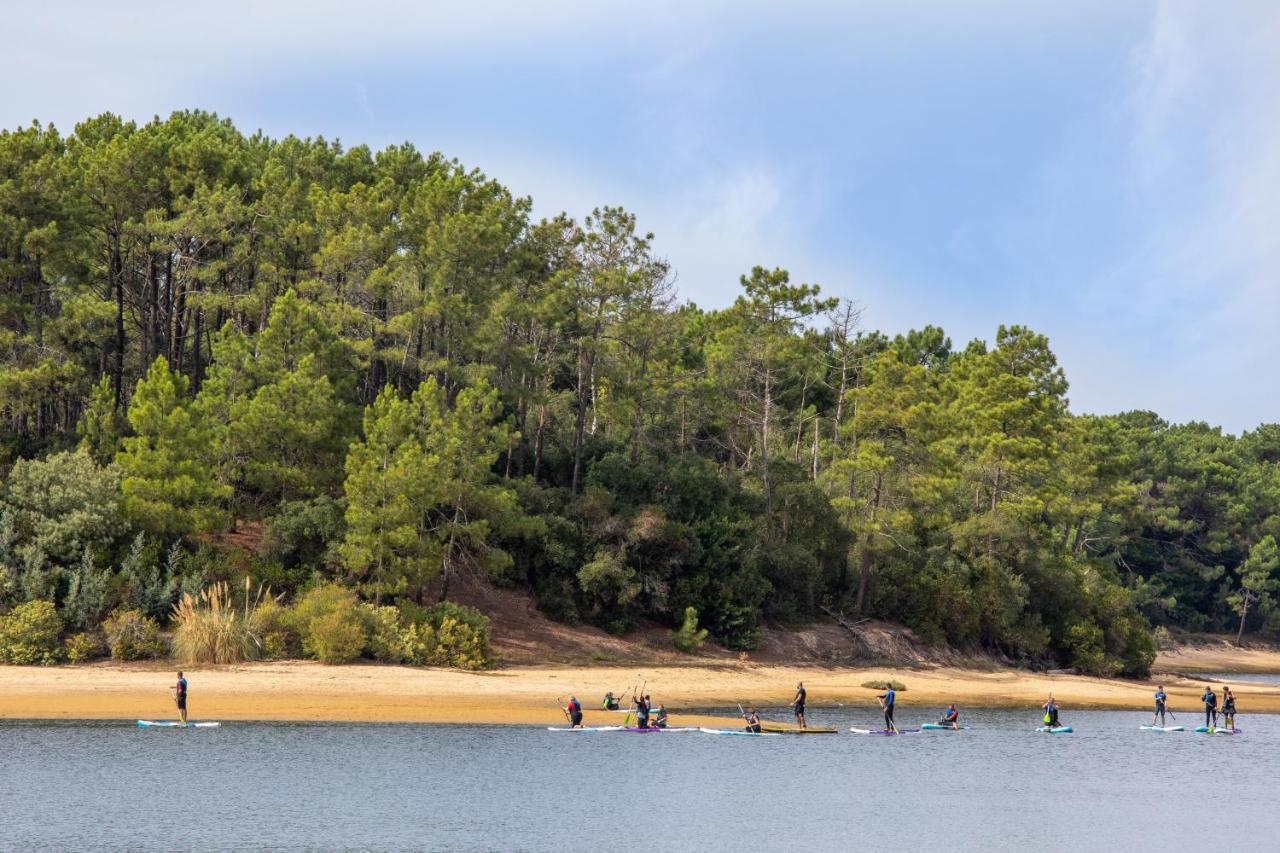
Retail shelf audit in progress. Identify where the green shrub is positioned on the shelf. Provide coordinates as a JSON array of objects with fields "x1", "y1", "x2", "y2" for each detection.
[
  {"x1": 362, "y1": 603, "x2": 407, "y2": 663},
  {"x1": 64, "y1": 631, "x2": 104, "y2": 663},
  {"x1": 308, "y1": 610, "x2": 367, "y2": 663},
  {"x1": 670, "y1": 606, "x2": 709, "y2": 654},
  {"x1": 0, "y1": 600, "x2": 64, "y2": 665},
  {"x1": 251, "y1": 599, "x2": 299, "y2": 660},
  {"x1": 102, "y1": 607, "x2": 166, "y2": 660},
  {"x1": 431, "y1": 615, "x2": 490, "y2": 669},
  {"x1": 861, "y1": 679, "x2": 907, "y2": 692}
]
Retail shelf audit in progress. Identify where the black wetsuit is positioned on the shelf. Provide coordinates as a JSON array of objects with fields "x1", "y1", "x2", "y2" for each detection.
[
  {"x1": 1203, "y1": 691, "x2": 1218, "y2": 728},
  {"x1": 635, "y1": 698, "x2": 650, "y2": 728}
]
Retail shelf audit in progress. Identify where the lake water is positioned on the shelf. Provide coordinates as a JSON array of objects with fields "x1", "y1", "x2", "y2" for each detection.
[{"x1": 3, "y1": 706, "x2": 1279, "y2": 852}]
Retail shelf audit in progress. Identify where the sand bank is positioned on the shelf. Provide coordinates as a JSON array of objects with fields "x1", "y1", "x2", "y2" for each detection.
[{"x1": 2, "y1": 657, "x2": 1279, "y2": 724}]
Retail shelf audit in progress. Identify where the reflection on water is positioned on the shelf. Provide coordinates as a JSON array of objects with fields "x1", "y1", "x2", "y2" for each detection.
[{"x1": 3, "y1": 708, "x2": 1280, "y2": 852}]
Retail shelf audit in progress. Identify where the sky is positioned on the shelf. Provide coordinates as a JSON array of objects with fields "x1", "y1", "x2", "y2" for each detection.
[{"x1": 4, "y1": 0, "x2": 1278, "y2": 431}]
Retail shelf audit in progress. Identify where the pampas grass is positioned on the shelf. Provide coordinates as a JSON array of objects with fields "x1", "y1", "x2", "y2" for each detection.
[{"x1": 171, "y1": 577, "x2": 278, "y2": 664}]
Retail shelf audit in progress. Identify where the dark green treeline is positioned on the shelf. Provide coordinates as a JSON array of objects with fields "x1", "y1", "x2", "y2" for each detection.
[{"x1": 4, "y1": 111, "x2": 1280, "y2": 676}]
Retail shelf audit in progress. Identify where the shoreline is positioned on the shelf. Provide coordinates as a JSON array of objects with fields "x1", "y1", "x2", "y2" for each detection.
[{"x1": 3, "y1": 653, "x2": 1280, "y2": 725}]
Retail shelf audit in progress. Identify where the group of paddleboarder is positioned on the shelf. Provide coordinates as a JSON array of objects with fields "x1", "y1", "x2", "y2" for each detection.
[{"x1": 1196, "y1": 684, "x2": 1238, "y2": 731}]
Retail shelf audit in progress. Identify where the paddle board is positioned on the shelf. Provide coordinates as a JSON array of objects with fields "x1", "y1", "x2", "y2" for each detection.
[
  {"x1": 623, "y1": 726, "x2": 696, "y2": 732},
  {"x1": 698, "y1": 727, "x2": 780, "y2": 737},
  {"x1": 136, "y1": 720, "x2": 220, "y2": 728},
  {"x1": 1035, "y1": 726, "x2": 1073, "y2": 733},
  {"x1": 1139, "y1": 725, "x2": 1184, "y2": 732},
  {"x1": 547, "y1": 725, "x2": 625, "y2": 732},
  {"x1": 850, "y1": 727, "x2": 920, "y2": 735},
  {"x1": 920, "y1": 723, "x2": 969, "y2": 730},
  {"x1": 759, "y1": 725, "x2": 838, "y2": 734},
  {"x1": 1194, "y1": 726, "x2": 1242, "y2": 734}
]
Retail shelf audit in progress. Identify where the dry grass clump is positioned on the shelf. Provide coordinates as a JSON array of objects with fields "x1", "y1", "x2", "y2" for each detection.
[{"x1": 171, "y1": 578, "x2": 278, "y2": 664}]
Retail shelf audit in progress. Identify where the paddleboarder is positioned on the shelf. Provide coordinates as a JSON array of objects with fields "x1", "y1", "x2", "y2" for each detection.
[
  {"x1": 1042, "y1": 695, "x2": 1062, "y2": 729},
  {"x1": 939, "y1": 704, "x2": 960, "y2": 728},
  {"x1": 602, "y1": 691, "x2": 620, "y2": 711},
  {"x1": 1202, "y1": 685, "x2": 1218, "y2": 730},
  {"x1": 1152, "y1": 685, "x2": 1168, "y2": 727},
  {"x1": 744, "y1": 707, "x2": 762, "y2": 734},
  {"x1": 564, "y1": 696, "x2": 584, "y2": 728},
  {"x1": 1221, "y1": 686, "x2": 1236, "y2": 731},
  {"x1": 171, "y1": 671, "x2": 188, "y2": 724},
  {"x1": 791, "y1": 681, "x2": 808, "y2": 730},
  {"x1": 635, "y1": 694, "x2": 651, "y2": 729},
  {"x1": 878, "y1": 685, "x2": 896, "y2": 731},
  {"x1": 653, "y1": 704, "x2": 669, "y2": 728}
]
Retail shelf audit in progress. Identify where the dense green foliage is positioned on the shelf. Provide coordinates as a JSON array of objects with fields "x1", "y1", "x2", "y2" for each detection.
[{"x1": 1, "y1": 111, "x2": 1278, "y2": 677}]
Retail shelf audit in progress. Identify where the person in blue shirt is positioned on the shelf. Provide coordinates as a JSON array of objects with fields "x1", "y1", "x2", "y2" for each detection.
[
  {"x1": 171, "y1": 672, "x2": 188, "y2": 724},
  {"x1": 1151, "y1": 685, "x2": 1168, "y2": 727},
  {"x1": 878, "y1": 686, "x2": 896, "y2": 731},
  {"x1": 939, "y1": 704, "x2": 959, "y2": 728}
]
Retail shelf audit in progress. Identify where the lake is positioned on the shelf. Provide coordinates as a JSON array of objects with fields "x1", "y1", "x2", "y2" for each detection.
[{"x1": 3, "y1": 706, "x2": 1279, "y2": 852}]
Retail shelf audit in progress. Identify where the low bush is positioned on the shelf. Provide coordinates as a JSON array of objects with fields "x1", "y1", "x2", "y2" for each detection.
[
  {"x1": 860, "y1": 679, "x2": 907, "y2": 692},
  {"x1": 0, "y1": 600, "x2": 65, "y2": 665},
  {"x1": 64, "y1": 631, "x2": 104, "y2": 663},
  {"x1": 251, "y1": 599, "x2": 299, "y2": 660},
  {"x1": 102, "y1": 608, "x2": 166, "y2": 660},
  {"x1": 308, "y1": 610, "x2": 367, "y2": 663}
]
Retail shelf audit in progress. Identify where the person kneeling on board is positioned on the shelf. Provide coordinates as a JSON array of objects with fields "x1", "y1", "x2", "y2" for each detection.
[
  {"x1": 602, "y1": 691, "x2": 620, "y2": 711},
  {"x1": 939, "y1": 704, "x2": 959, "y2": 728},
  {"x1": 652, "y1": 704, "x2": 668, "y2": 728},
  {"x1": 1201, "y1": 686, "x2": 1218, "y2": 730},
  {"x1": 744, "y1": 707, "x2": 762, "y2": 734},
  {"x1": 564, "y1": 696, "x2": 584, "y2": 728},
  {"x1": 1151, "y1": 685, "x2": 1169, "y2": 727},
  {"x1": 1042, "y1": 696, "x2": 1063, "y2": 729}
]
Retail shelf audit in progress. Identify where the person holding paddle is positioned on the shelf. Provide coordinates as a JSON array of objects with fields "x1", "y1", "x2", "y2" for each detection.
[
  {"x1": 939, "y1": 704, "x2": 960, "y2": 729},
  {"x1": 1042, "y1": 694, "x2": 1062, "y2": 729},
  {"x1": 602, "y1": 691, "x2": 620, "y2": 711},
  {"x1": 743, "y1": 707, "x2": 762, "y2": 734},
  {"x1": 790, "y1": 682, "x2": 808, "y2": 730},
  {"x1": 1221, "y1": 686, "x2": 1236, "y2": 731},
  {"x1": 877, "y1": 685, "x2": 897, "y2": 732},
  {"x1": 562, "y1": 696, "x2": 584, "y2": 728},
  {"x1": 171, "y1": 671, "x2": 188, "y2": 724},
  {"x1": 1151, "y1": 685, "x2": 1169, "y2": 727}
]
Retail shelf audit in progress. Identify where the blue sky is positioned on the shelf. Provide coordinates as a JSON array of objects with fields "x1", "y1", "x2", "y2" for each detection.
[{"x1": 6, "y1": 1, "x2": 1278, "y2": 431}]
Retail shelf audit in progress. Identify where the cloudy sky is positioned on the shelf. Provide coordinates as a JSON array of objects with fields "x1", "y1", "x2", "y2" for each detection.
[{"x1": 5, "y1": 1, "x2": 1277, "y2": 431}]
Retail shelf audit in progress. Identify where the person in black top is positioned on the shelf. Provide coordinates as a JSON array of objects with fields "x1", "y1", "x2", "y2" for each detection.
[
  {"x1": 1221, "y1": 686, "x2": 1236, "y2": 731},
  {"x1": 791, "y1": 681, "x2": 807, "y2": 730},
  {"x1": 653, "y1": 704, "x2": 668, "y2": 728},
  {"x1": 634, "y1": 694, "x2": 650, "y2": 728},
  {"x1": 171, "y1": 671, "x2": 188, "y2": 724},
  {"x1": 602, "y1": 691, "x2": 620, "y2": 711},
  {"x1": 744, "y1": 707, "x2": 762, "y2": 734},
  {"x1": 1202, "y1": 686, "x2": 1218, "y2": 729}
]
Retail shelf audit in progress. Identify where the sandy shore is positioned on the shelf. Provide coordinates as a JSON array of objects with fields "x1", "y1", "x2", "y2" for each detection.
[{"x1": 2, "y1": 654, "x2": 1279, "y2": 724}]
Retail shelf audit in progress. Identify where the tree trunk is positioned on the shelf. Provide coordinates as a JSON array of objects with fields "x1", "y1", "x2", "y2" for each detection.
[{"x1": 1237, "y1": 594, "x2": 1251, "y2": 645}]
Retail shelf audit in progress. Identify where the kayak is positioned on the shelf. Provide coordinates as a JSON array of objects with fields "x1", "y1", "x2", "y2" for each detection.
[
  {"x1": 759, "y1": 725, "x2": 838, "y2": 734},
  {"x1": 136, "y1": 720, "x2": 220, "y2": 728},
  {"x1": 1194, "y1": 726, "x2": 1242, "y2": 734},
  {"x1": 1139, "y1": 725, "x2": 1184, "y2": 732},
  {"x1": 849, "y1": 727, "x2": 920, "y2": 735},
  {"x1": 1035, "y1": 726, "x2": 1073, "y2": 733},
  {"x1": 547, "y1": 725, "x2": 625, "y2": 732},
  {"x1": 698, "y1": 727, "x2": 780, "y2": 737},
  {"x1": 920, "y1": 723, "x2": 969, "y2": 731}
]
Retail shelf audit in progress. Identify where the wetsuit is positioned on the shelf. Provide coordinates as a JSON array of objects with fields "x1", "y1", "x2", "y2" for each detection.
[
  {"x1": 1153, "y1": 689, "x2": 1167, "y2": 725},
  {"x1": 1222, "y1": 694, "x2": 1236, "y2": 729},
  {"x1": 635, "y1": 697, "x2": 650, "y2": 728},
  {"x1": 603, "y1": 692, "x2": 619, "y2": 711},
  {"x1": 567, "y1": 698, "x2": 583, "y2": 727},
  {"x1": 175, "y1": 677, "x2": 188, "y2": 715},
  {"x1": 1202, "y1": 690, "x2": 1218, "y2": 728},
  {"x1": 882, "y1": 689, "x2": 896, "y2": 729},
  {"x1": 1044, "y1": 704, "x2": 1059, "y2": 727}
]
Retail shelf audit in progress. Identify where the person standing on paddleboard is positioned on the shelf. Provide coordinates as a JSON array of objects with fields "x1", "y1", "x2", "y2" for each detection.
[
  {"x1": 635, "y1": 694, "x2": 651, "y2": 728},
  {"x1": 1202, "y1": 686, "x2": 1218, "y2": 729},
  {"x1": 878, "y1": 686, "x2": 896, "y2": 731},
  {"x1": 1221, "y1": 686, "x2": 1236, "y2": 731},
  {"x1": 791, "y1": 682, "x2": 807, "y2": 730},
  {"x1": 171, "y1": 672, "x2": 188, "y2": 724},
  {"x1": 564, "y1": 696, "x2": 584, "y2": 728},
  {"x1": 1152, "y1": 686, "x2": 1168, "y2": 727}
]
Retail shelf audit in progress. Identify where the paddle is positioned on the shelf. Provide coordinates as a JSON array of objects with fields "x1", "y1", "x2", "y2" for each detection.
[{"x1": 555, "y1": 696, "x2": 571, "y2": 725}]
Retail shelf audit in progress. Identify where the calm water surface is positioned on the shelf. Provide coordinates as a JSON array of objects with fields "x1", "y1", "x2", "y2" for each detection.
[{"x1": 3, "y1": 707, "x2": 1279, "y2": 852}]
